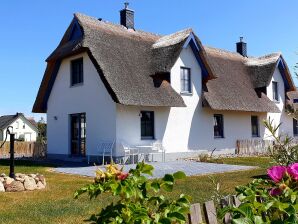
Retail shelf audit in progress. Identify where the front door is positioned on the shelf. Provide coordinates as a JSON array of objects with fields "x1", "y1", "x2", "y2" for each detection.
[{"x1": 70, "y1": 113, "x2": 86, "y2": 156}]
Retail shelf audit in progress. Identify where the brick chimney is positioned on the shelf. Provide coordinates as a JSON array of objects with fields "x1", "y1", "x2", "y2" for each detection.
[
  {"x1": 236, "y1": 37, "x2": 247, "y2": 57},
  {"x1": 120, "y1": 2, "x2": 135, "y2": 29}
]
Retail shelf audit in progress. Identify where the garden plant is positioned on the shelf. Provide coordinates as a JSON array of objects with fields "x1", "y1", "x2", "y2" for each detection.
[
  {"x1": 219, "y1": 163, "x2": 298, "y2": 223},
  {"x1": 75, "y1": 162, "x2": 190, "y2": 224}
]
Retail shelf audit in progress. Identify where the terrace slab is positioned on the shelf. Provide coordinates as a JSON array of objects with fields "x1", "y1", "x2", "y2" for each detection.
[{"x1": 54, "y1": 161, "x2": 256, "y2": 179}]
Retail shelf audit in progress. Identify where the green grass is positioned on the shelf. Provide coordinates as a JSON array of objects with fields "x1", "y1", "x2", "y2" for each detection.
[{"x1": 0, "y1": 157, "x2": 271, "y2": 223}]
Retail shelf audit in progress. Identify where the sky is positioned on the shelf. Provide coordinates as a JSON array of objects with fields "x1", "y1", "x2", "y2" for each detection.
[{"x1": 0, "y1": 0, "x2": 297, "y2": 120}]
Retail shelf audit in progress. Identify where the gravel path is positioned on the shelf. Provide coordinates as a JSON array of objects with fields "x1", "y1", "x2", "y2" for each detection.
[{"x1": 54, "y1": 161, "x2": 256, "y2": 179}]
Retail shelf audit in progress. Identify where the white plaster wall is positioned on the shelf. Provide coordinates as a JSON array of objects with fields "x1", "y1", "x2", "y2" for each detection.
[
  {"x1": 47, "y1": 52, "x2": 116, "y2": 156},
  {"x1": 2, "y1": 117, "x2": 37, "y2": 142},
  {"x1": 266, "y1": 66, "x2": 293, "y2": 137}
]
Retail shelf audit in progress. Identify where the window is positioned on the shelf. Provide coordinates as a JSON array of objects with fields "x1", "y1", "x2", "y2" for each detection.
[
  {"x1": 272, "y1": 81, "x2": 279, "y2": 101},
  {"x1": 214, "y1": 114, "x2": 224, "y2": 138},
  {"x1": 251, "y1": 116, "x2": 260, "y2": 137},
  {"x1": 16, "y1": 121, "x2": 19, "y2": 129},
  {"x1": 71, "y1": 58, "x2": 83, "y2": 86},
  {"x1": 140, "y1": 111, "x2": 154, "y2": 139},
  {"x1": 293, "y1": 119, "x2": 298, "y2": 136},
  {"x1": 180, "y1": 67, "x2": 191, "y2": 93},
  {"x1": 23, "y1": 123, "x2": 25, "y2": 129}
]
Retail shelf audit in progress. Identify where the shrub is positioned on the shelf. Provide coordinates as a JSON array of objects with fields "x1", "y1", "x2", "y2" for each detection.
[
  {"x1": 264, "y1": 118, "x2": 298, "y2": 166},
  {"x1": 219, "y1": 163, "x2": 298, "y2": 223},
  {"x1": 75, "y1": 162, "x2": 190, "y2": 223}
]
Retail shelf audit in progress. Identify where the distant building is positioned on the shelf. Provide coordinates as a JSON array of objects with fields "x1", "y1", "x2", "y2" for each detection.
[{"x1": 0, "y1": 113, "x2": 38, "y2": 142}]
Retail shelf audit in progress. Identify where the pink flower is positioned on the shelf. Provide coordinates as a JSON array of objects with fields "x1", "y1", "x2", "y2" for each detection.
[
  {"x1": 267, "y1": 166, "x2": 287, "y2": 183},
  {"x1": 288, "y1": 163, "x2": 298, "y2": 180},
  {"x1": 269, "y1": 188, "x2": 282, "y2": 196}
]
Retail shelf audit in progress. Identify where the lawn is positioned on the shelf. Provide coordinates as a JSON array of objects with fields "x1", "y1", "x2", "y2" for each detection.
[{"x1": 0, "y1": 157, "x2": 271, "y2": 224}]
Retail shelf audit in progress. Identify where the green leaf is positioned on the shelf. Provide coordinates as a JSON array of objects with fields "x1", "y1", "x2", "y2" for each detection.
[
  {"x1": 167, "y1": 212, "x2": 186, "y2": 221},
  {"x1": 151, "y1": 182, "x2": 160, "y2": 192},
  {"x1": 173, "y1": 171, "x2": 186, "y2": 179},
  {"x1": 162, "y1": 183, "x2": 173, "y2": 192},
  {"x1": 232, "y1": 217, "x2": 254, "y2": 224},
  {"x1": 163, "y1": 174, "x2": 174, "y2": 183}
]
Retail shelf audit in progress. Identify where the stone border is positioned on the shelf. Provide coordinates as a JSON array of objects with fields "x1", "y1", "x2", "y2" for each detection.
[{"x1": 0, "y1": 173, "x2": 46, "y2": 192}]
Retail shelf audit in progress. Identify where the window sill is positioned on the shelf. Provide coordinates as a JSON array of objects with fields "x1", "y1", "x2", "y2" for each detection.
[
  {"x1": 70, "y1": 83, "x2": 84, "y2": 88},
  {"x1": 214, "y1": 136, "x2": 224, "y2": 139},
  {"x1": 141, "y1": 137, "x2": 155, "y2": 141},
  {"x1": 252, "y1": 136, "x2": 260, "y2": 138},
  {"x1": 273, "y1": 100, "x2": 280, "y2": 104},
  {"x1": 180, "y1": 92, "x2": 193, "y2": 96}
]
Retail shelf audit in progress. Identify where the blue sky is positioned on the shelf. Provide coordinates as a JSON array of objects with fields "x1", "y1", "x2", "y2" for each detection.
[{"x1": 0, "y1": 0, "x2": 297, "y2": 120}]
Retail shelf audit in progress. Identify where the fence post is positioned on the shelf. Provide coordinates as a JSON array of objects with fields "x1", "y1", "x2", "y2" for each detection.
[{"x1": 9, "y1": 133, "x2": 15, "y2": 178}]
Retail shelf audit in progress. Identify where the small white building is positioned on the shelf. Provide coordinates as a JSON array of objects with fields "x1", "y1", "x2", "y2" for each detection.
[
  {"x1": 0, "y1": 113, "x2": 38, "y2": 142},
  {"x1": 33, "y1": 5, "x2": 298, "y2": 161}
]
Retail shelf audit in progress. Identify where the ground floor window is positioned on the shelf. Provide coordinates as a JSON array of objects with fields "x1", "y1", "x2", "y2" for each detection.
[
  {"x1": 140, "y1": 111, "x2": 154, "y2": 140},
  {"x1": 214, "y1": 114, "x2": 224, "y2": 138},
  {"x1": 294, "y1": 119, "x2": 298, "y2": 136},
  {"x1": 251, "y1": 116, "x2": 260, "y2": 137}
]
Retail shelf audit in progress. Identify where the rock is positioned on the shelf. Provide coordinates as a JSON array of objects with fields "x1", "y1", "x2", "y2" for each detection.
[
  {"x1": 15, "y1": 177, "x2": 25, "y2": 183},
  {"x1": 15, "y1": 173, "x2": 26, "y2": 178},
  {"x1": 37, "y1": 175, "x2": 46, "y2": 186},
  {"x1": 23, "y1": 176, "x2": 36, "y2": 190},
  {"x1": 5, "y1": 181, "x2": 25, "y2": 192},
  {"x1": 0, "y1": 173, "x2": 6, "y2": 177},
  {"x1": 24, "y1": 176, "x2": 37, "y2": 191},
  {"x1": 0, "y1": 181, "x2": 5, "y2": 192},
  {"x1": 0, "y1": 177, "x2": 4, "y2": 183},
  {"x1": 4, "y1": 177, "x2": 14, "y2": 185},
  {"x1": 36, "y1": 181, "x2": 45, "y2": 190},
  {"x1": 28, "y1": 174, "x2": 36, "y2": 178}
]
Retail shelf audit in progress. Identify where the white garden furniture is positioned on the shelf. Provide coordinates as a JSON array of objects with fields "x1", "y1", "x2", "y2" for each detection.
[
  {"x1": 87, "y1": 140, "x2": 115, "y2": 165},
  {"x1": 121, "y1": 142, "x2": 139, "y2": 164}
]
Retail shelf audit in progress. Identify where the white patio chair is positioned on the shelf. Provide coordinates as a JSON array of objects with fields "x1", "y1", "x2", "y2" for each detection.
[
  {"x1": 121, "y1": 142, "x2": 139, "y2": 164},
  {"x1": 99, "y1": 140, "x2": 115, "y2": 165},
  {"x1": 150, "y1": 141, "x2": 166, "y2": 162}
]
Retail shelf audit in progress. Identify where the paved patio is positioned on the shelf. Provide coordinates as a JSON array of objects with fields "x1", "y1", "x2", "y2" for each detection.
[{"x1": 54, "y1": 161, "x2": 256, "y2": 179}]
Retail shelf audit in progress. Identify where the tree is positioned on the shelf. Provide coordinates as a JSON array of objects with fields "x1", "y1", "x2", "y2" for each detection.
[{"x1": 36, "y1": 117, "x2": 46, "y2": 143}]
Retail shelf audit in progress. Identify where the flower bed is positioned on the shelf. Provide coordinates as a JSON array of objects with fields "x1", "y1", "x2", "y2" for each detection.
[{"x1": 0, "y1": 173, "x2": 46, "y2": 192}]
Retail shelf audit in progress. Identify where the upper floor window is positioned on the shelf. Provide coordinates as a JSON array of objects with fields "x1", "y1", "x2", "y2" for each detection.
[
  {"x1": 251, "y1": 116, "x2": 260, "y2": 137},
  {"x1": 214, "y1": 114, "x2": 224, "y2": 138},
  {"x1": 16, "y1": 121, "x2": 19, "y2": 129},
  {"x1": 272, "y1": 81, "x2": 279, "y2": 101},
  {"x1": 293, "y1": 119, "x2": 298, "y2": 136},
  {"x1": 140, "y1": 111, "x2": 154, "y2": 140},
  {"x1": 180, "y1": 67, "x2": 191, "y2": 94},
  {"x1": 71, "y1": 58, "x2": 83, "y2": 86}
]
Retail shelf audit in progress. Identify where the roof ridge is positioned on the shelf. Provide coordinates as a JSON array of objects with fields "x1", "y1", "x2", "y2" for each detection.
[
  {"x1": 74, "y1": 12, "x2": 162, "y2": 38},
  {"x1": 152, "y1": 28, "x2": 193, "y2": 49}
]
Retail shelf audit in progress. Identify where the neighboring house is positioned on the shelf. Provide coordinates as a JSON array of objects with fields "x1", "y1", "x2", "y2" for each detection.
[
  {"x1": 0, "y1": 113, "x2": 38, "y2": 142},
  {"x1": 33, "y1": 5, "x2": 298, "y2": 160}
]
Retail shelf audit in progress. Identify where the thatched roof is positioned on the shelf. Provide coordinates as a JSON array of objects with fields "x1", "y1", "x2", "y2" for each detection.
[
  {"x1": 33, "y1": 13, "x2": 295, "y2": 113},
  {"x1": 33, "y1": 13, "x2": 215, "y2": 113},
  {"x1": 203, "y1": 47, "x2": 295, "y2": 113}
]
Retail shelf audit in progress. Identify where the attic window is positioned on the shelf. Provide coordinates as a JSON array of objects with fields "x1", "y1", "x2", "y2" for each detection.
[
  {"x1": 294, "y1": 99, "x2": 298, "y2": 103},
  {"x1": 272, "y1": 81, "x2": 279, "y2": 101},
  {"x1": 180, "y1": 67, "x2": 192, "y2": 94},
  {"x1": 71, "y1": 58, "x2": 83, "y2": 86}
]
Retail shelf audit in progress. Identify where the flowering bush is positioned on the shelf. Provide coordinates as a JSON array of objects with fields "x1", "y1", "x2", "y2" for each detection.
[
  {"x1": 219, "y1": 163, "x2": 298, "y2": 223},
  {"x1": 264, "y1": 118, "x2": 298, "y2": 166},
  {"x1": 75, "y1": 162, "x2": 190, "y2": 223}
]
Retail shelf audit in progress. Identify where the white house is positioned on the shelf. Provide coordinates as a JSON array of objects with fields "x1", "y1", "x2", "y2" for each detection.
[
  {"x1": 0, "y1": 113, "x2": 38, "y2": 142},
  {"x1": 33, "y1": 5, "x2": 298, "y2": 161}
]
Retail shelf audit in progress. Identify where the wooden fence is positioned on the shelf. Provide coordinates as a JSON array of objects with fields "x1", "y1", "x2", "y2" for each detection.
[
  {"x1": 0, "y1": 141, "x2": 47, "y2": 159},
  {"x1": 188, "y1": 195, "x2": 240, "y2": 224},
  {"x1": 236, "y1": 138, "x2": 298, "y2": 155},
  {"x1": 236, "y1": 139, "x2": 273, "y2": 155}
]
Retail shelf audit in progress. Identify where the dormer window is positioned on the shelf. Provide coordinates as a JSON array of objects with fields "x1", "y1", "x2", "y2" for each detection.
[
  {"x1": 180, "y1": 67, "x2": 192, "y2": 94},
  {"x1": 71, "y1": 58, "x2": 83, "y2": 86},
  {"x1": 272, "y1": 81, "x2": 279, "y2": 101}
]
